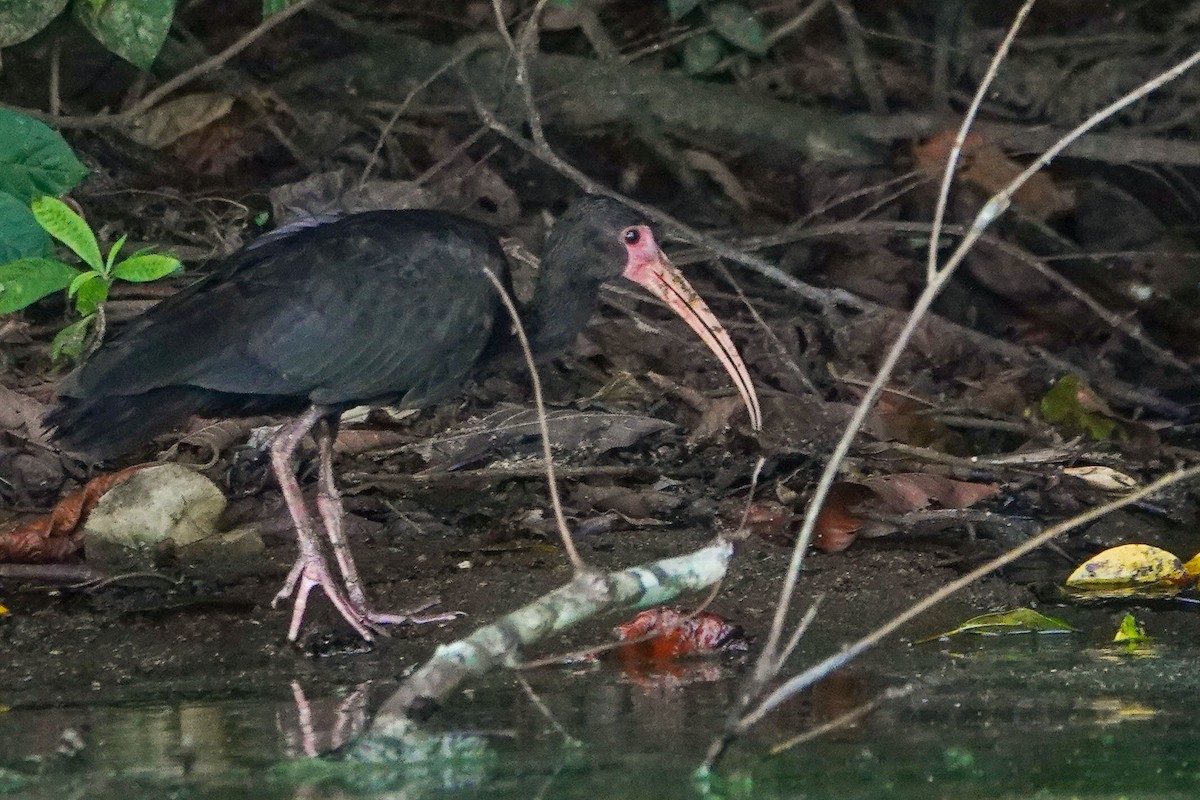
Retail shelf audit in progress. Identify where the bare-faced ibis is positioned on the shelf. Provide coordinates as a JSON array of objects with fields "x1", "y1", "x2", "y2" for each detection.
[{"x1": 48, "y1": 196, "x2": 761, "y2": 641}]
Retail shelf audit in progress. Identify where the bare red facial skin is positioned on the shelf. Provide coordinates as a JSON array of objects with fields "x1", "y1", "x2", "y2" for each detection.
[{"x1": 620, "y1": 225, "x2": 762, "y2": 430}]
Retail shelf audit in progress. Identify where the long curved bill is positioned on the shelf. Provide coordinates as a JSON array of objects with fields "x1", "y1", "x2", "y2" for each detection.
[{"x1": 624, "y1": 252, "x2": 762, "y2": 430}]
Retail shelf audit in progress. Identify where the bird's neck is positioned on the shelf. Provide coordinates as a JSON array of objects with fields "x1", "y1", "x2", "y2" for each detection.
[{"x1": 525, "y1": 272, "x2": 602, "y2": 357}]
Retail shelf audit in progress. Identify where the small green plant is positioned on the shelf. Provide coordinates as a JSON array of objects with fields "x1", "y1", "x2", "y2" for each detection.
[{"x1": 0, "y1": 196, "x2": 181, "y2": 360}]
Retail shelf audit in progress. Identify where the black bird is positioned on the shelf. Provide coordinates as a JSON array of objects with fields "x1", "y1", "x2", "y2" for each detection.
[{"x1": 48, "y1": 196, "x2": 761, "y2": 641}]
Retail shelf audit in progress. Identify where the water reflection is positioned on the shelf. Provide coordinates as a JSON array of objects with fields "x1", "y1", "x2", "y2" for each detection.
[{"x1": 0, "y1": 639, "x2": 1198, "y2": 799}]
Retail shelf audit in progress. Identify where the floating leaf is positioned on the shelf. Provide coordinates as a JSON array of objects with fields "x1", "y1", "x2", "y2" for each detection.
[
  {"x1": 0, "y1": 109, "x2": 88, "y2": 202},
  {"x1": 709, "y1": 3, "x2": 767, "y2": 55},
  {"x1": 614, "y1": 608, "x2": 746, "y2": 662},
  {"x1": 918, "y1": 608, "x2": 1076, "y2": 642},
  {"x1": 0, "y1": 191, "x2": 50, "y2": 261},
  {"x1": 1113, "y1": 612, "x2": 1150, "y2": 644},
  {"x1": 113, "y1": 252, "x2": 181, "y2": 282},
  {"x1": 74, "y1": 0, "x2": 175, "y2": 70},
  {"x1": 682, "y1": 33, "x2": 725, "y2": 75},
  {"x1": 0, "y1": 0, "x2": 68, "y2": 47},
  {"x1": 0, "y1": 257, "x2": 81, "y2": 313},
  {"x1": 31, "y1": 195, "x2": 103, "y2": 271},
  {"x1": 124, "y1": 93, "x2": 235, "y2": 149},
  {"x1": 1066, "y1": 544, "x2": 1189, "y2": 600}
]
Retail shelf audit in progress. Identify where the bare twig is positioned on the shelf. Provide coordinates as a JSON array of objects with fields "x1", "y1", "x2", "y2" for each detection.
[
  {"x1": 479, "y1": 267, "x2": 584, "y2": 572},
  {"x1": 704, "y1": 32, "x2": 1200, "y2": 768},
  {"x1": 926, "y1": 0, "x2": 1035, "y2": 282}
]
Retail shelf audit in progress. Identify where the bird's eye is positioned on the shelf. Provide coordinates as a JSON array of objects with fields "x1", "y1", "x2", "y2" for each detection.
[{"x1": 623, "y1": 228, "x2": 640, "y2": 245}]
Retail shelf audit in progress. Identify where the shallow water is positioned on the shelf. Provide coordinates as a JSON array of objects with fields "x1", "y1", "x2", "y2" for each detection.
[{"x1": 2, "y1": 635, "x2": 1198, "y2": 799}]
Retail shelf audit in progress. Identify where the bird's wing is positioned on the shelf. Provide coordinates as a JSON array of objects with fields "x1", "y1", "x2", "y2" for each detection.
[{"x1": 61, "y1": 212, "x2": 506, "y2": 407}]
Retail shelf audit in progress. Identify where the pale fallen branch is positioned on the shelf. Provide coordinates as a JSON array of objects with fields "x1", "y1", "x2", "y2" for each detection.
[{"x1": 355, "y1": 539, "x2": 733, "y2": 754}]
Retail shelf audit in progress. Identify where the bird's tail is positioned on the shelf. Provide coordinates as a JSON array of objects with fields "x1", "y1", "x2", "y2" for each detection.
[{"x1": 45, "y1": 387, "x2": 204, "y2": 461}]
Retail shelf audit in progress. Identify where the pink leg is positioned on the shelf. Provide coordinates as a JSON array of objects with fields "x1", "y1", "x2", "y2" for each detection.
[
  {"x1": 269, "y1": 407, "x2": 376, "y2": 642},
  {"x1": 313, "y1": 417, "x2": 459, "y2": 626}
]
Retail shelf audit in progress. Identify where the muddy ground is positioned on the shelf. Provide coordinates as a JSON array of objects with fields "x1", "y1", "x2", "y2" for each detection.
[{"x1": 0, "y1": 506, "x2": 1033, "y2": 708}]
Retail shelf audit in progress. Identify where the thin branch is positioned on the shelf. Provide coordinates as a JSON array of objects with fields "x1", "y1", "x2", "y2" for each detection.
[
  {"x1": 740, "y1": 464, "x2": 1200, "y2": 730},
  {"x1": 479, "y1": 267, "x2": 584, "y2": 572},
  {"x1": 926, "y1": 0, "x2": 1035, "y2": 282}
]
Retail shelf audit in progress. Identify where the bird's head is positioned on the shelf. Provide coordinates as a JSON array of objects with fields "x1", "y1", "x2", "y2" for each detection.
[{"x1": 541, "y1": 195, "x2": 762, "y2": 430}]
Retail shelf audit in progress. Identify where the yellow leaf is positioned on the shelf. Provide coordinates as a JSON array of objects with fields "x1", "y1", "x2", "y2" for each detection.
[{"x1": 1065, "y1": 544, "x2": 1187, "y2": 593}]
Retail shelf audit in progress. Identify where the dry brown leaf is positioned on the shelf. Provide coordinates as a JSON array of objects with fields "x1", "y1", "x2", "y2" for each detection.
[
  {"x1": 0, "y1": 465, "x2": 146, "y2": 562},
  {"x1": 913, "y1": 130, "x2": 1074, "y2": 220},
  {"x1": 126, "y1": 93, "x2": 235, "y2": 149},
  {"x1": 813, "y1": 473, "x2": 1000, "y2": 553},
  {"x1": 0, "y1": 385, "x2": 52, "y2": 446}
]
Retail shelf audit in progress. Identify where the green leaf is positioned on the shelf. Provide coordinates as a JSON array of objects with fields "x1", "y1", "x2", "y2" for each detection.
[
  {"x1": 682, "y1": 33, "x2": 725, "y2": 74},
  {"x1": 0, "y1": 257, "x2": 81, "y2": 313},
  {"x1": 31, "y1": 195, "x2": 103, "y2": 271},
  {"x1": 0, "y1": 0, "x2": 69, "y2": 47},
  {"x1": 0, "y1": 109, "x2": 88, "y2": 202},
  {"x1": 113, "y1": 252, "x2": 180, "y2": 282},
  {"x1": 67, "y1": 269, "x2": 100, "y2": 298},
  {"x1": 709, "y1": 3, "x2": 767, "y2": 55},
  {"x1": 73, "y1": 0, "x2": 175, "y2": 70},
  {"x1": 105, "y1": 232, "x2": 127, "y2": 271},
  {"x1": 51, "y1": 313, "x2": 95, "y2": 361},
  {"x1": 668, "y1": 0, "x2": 701, "y2": 20},
  {"x1": 1040, "y1": 374, "x2": 1120, "y2": 440},
  {"x1": 74, "y1": 272, "x2": 108, "y2": 314},
  {"x1": 918, "y1": 608, "x2": 1076, "y2": 643},
  {"x1": 0, "y1": 192, "x2": 50, "y2": 261},
  {"x1": 1114, "y1": 612, "x2": 1151, "y2": 644}
]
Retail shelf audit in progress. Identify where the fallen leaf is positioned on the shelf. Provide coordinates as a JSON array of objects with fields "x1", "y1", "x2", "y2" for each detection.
[
  {"x1": 1065, "y1": 543, "x2": 1190, "y2": 598},
  {"x1": 413, "y1": 405, "x2": 673, "y2": 470},
  {"x1": 268, "y1": 169, "x2": 434, "y2": 224},
  {"x1": 0, "y1": 465, "x2": 145, "y2": 563},
  {"x1": 918, "y1": 608, "x2": 1076, "y2": 642},
  {"x1": 125, "y1": 93, "x2": 235, "y2": 149},
  {"x1": 1041, "y1": 374, "x2": 1121, "y2": 440},
  {"x1": 614, "y1": 608, "x2": 745, "y2": 661},
  {"x1": 814, "y1": 473, "x2": 1001, "y2": 553},
  {"x1": 1063, "y1": 465, "x2": 1139, "y2": 492},
  {"x1": 1113, "y1": 612, "x2": 1151, "y2": 644},
  {"x1": 0, "y1": 385, "x2": 52, "y2": 445},
  {"x1": 741, "y1": 501, "x2": 795, "y2": 546},
  {"x1": 914, "y1": 131, "x2": 1074, "y2": 221}
]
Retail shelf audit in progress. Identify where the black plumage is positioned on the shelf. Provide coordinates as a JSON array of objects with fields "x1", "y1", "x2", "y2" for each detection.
[{"x1": 47, "y1": 195, "x2": 759, "y2": 641}]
